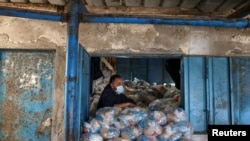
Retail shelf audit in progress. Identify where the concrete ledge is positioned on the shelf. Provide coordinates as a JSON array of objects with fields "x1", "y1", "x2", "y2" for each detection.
[{"x1": 192, "y1": 134, "x2": 208, "y2": 141}]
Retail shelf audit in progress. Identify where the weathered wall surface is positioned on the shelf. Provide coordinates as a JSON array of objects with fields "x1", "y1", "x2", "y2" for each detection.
[
  {"x1": 1, "y1": 15, "x2": 250, "y2": 141},
  {"x1": 0, "y1": 17, "x2": 66, "y2": 50},
  {"x1": 79, "y1": 23, "x2": 250, "y2": 57},
  {"x1": 0, "y1": 16, "x2": 66, "y2": 141}
]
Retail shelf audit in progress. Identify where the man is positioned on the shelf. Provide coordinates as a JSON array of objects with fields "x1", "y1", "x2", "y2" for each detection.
[{"x1": 97, "y1": 74, "x2": 136, "y2": 110}]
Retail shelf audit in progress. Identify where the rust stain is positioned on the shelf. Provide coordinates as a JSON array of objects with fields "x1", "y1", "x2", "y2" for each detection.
[
  {"x1": 31, "y1": 91, "x2": 47, "y2": 103},
  {"x1": 216, "y1": 98, "x2": 228, "y2": 109},
  {"x1": 0, "y1": 51, "x2": 55, "y2": 140},
  {"x1": 1, "y1": 73, "x2": 21, "y2": 141},
  {"x1": 0, "y1": 53, "x2": 24, "y2": 141}
]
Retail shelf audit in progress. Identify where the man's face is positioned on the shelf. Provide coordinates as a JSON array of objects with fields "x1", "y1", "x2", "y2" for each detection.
[{"x1": 111, "y1": 78, "x2": 123, "y2": 89}]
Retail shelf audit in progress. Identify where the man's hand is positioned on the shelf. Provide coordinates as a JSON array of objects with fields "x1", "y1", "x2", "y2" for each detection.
[{"x1": 126, "y1": 102, "x2": 136, "y2": 107}]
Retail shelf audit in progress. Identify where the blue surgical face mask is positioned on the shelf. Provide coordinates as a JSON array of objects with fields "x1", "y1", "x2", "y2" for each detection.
[{"x1": 115, "y1": 85, "x2": 124, "y2": 94}]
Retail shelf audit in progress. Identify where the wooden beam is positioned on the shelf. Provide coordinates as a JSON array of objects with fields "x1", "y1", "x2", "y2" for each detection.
[
  {"x1": 84, "y1": 5, "x2": 233, "y2": 18},
  {"x1": 228, "y1": 2, "x2": 250, "y2": 18},
  {"x1": 0, "y1": 2, "x2": 62, "y2": 13}
]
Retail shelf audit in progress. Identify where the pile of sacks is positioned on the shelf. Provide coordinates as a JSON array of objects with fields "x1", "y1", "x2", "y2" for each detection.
[
  {"x1": 83, "y1": 99, "x2": 194, "y2": 141},
  {"x1": 123, "y1": 78, "x2": 181, "y2": 108},
  {"x1": 89, "y1": 78, "x2": 181, "y2": 117}
]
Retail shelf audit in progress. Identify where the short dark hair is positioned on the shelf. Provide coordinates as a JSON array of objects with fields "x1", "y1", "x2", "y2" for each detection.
[{"x1": 109, "y1": 74, "x2": 122, "y2": 84}]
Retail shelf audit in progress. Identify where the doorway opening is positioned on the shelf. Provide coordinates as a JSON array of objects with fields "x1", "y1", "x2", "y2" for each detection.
[
  {"x1": 89, "y1": 56, "x2": 183, "y2": 117},
  {"x1": 79, "y1": 50, "x2": 195, "y2": 141}
]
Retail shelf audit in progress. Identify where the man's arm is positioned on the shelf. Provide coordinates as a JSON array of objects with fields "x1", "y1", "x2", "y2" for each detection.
[
  {"x1": 114, "y1": 102, "x2": 135, "y2": 109},
  {"x1": 120, "y1": 94, "x2": 137, "y2": 105}
]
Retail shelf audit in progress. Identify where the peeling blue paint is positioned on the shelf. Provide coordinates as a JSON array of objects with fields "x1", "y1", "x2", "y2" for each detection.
[
  {"x1": 83, "y1": 16, "x2": 249, "y2": 28},
  {"x1": 0, "y1": 7, "x2": 64, "y2": 22},
  {"x1": 231, "y1": 58, "x2": 250, "y2": 125},
  {"x1": 183, "y1": 57, "x2": 207, "y2": 133},
  {"x1": 78, "y1": 45, "x2": 91, "y2": 130},
  {"x1": 184, "y1": 56, "x2": 250, "y2": 133},
  {"x1": 65, "y1": 0, "x2": 80, "y2": 140},
  {"x1": 0, "y1": 50, "x2": 55, "y2": 141}
]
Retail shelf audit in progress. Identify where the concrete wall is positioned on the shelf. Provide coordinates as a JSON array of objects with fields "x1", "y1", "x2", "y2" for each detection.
[
  {"x1": 79, "y1": 23, "x2": 250, "y2": 57},
  {"x1": 0, "y1": 16, "x2": 250, "y2": 141}
]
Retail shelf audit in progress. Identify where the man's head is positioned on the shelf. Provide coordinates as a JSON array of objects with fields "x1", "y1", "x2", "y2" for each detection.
[{"x1": 109, "y1": 74, "x2": 123, "y2": 89}]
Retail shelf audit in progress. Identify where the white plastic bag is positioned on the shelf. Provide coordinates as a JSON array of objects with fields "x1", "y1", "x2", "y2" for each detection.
[
  {"x1": 148, "y1": 111, "x2": 167, "y2": 126},
  {"x1": 136, "y1": 135, "x2": 159, "y2": 141},
  {"x1": 119, "y1": 107, "x2": 149, "y2": 127},
  {"x1": 100, "y1": 127, "x2": 120, "y2": 139},
  {"x1": 106, "y1": 137, "x2": 130, "y2": 141},
  {"x1": 120, "y1": 126, "x2": 143, "y2": 140},
  {"x1": 140, "y1": 120, "x2": 162, "y2": 136},
  {"x1": 84, "y1": 118, "x2": 102, "y2": 134},
  {"x1": 166, "y1": 107, "x2": 187, "y2": 123},
  {"x1": 158, "y1": 122, "x2": 182, "y2": 141},
  {"x1": 149, "y1": 99, "x2": 176, "y2": 111},
  {"x1": 95, "y1": 107, "x2": 117, "y2": 123},
  {"x1": 89, "y1": 134, "x2": 103, "y2": 141},
  {"x1": 174, "y1": 121, "x2": 194, "y2": 139},
  {"x1": 81, "y1": 133, "x2": 103, "y2": 141}
]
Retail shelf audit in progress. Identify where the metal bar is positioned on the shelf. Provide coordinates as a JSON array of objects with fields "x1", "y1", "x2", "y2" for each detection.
[
  {"x1": 83, "y1": 15, "x2": 249, "y2": 28},
  {"x1": 0, "y1": 7, "x2": 65, "y2": 22},
  {"x1": 64, "y1": 0, "x2": 80, "y2": 140}
]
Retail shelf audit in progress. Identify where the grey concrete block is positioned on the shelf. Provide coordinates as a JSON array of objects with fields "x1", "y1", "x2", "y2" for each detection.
[
  {"x1": 198, "y1": 0, "x2": 224, "y2": 12},
  {"x1": 48, "y1": 0, "x2": 66, "y2": 6},
  {"x1": 144, "y1": 0, "x2": 161, "y2": 7},
  {"x1": 10, "y1": 0, "x2": 28, "y2": 3},
  {"x1": 29, "y1": 0, "x2": 48, "y2": 3},
  {"x1": 92, "y1": 0, "x2": 105, "y2": 6},
  {"x1": 192, "y1": 134, "x2": 208, "y2": 141},
  {"x1": 234, "y1": 0, "x2": 250, "y2": 10},
  {"x1": 162, "y1": 0, "x2": 181, "y2": 8},
  {"x1": 0, "y1": 0, "x2": 9, "y2": 2},
  {"x1": 85, "y1": 0, "x2": 94, "y2": 6},
  {"x1": 105, "y1": 0, "x2": 122, "y2": 6},
  {"x1": 180, "y1": 0, "x2": 201, "y2": 9},
  {"x1": 217, "y1": 0, "x2": 244, "y2": 11},
  {"x1": 125, "y1": 0, "x2": 142, "y2": 7}
]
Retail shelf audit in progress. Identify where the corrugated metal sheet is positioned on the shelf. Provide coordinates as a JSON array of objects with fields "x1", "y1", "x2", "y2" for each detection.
[
  {"x1": 0, "y1": 50, "x2": 55, "y2": 141},
  {"x1": 207, "y1": 57, "x2": 231, "y2": 124},
  {"x1": 184, "y1": 56, "x2": 250, "y2": 133},
  {"x1": 183, "y1": 57, "x2": 207, "y2": 133},
  {"x1": 231, "y1": 58, "x2": 250, "y2": 125},
  {"x1": 78, "y1": 45, "x2": 91, "y2": 127}
]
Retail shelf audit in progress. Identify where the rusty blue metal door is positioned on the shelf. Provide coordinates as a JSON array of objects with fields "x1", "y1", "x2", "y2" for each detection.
[
  {"x1": 184, "y1": 56, "x2": 250, "y2": 133},
  {"x1": 230, "y1": 58, "x2": 250, "y2": 125},
  {"x1": 0, "y1": 50, "x2": 55, "y2": 141},
  {"x1": 207, "y1": 57, "x2": 231, "y2": 124},
  {"x1": 183, "y1": 57, "x2": 207, "y2": 133},
  {"x1": 78, "y1": 45, "x2": 91, "y2": 128},
  {"x1": 184, "y1": 57, "x2": 232, "y2": 132}
]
